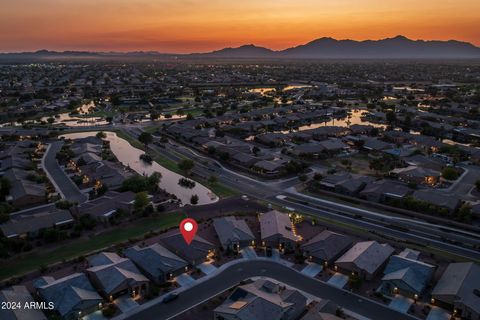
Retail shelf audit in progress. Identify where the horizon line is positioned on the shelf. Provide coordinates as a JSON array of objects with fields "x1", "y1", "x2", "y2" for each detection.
[{"x1": 1, "y1": 35, "x2": 479, "y2": 55}]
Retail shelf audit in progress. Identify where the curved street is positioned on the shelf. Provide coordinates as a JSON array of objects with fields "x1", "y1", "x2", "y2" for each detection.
[
  {"x1": 42, "y1": 141, "x2": 88, "y2": 203},
  {"x1": 120, "y1": 259, "x2": 418, "y2": 320}
]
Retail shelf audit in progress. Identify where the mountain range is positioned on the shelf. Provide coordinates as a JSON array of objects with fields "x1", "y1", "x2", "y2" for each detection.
[{"x1": 1, "y1": 36, "x2": 479, "y2": 60}]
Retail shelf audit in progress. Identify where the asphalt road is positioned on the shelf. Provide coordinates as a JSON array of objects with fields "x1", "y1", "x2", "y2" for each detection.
[
  {"x1": 123, "y1": 260, "x2": 417, "y2": 320},
  {"x1": 154, "y1": 137, "x2": 480, "y2": 261},
  {"x1": 43, "y1": 141, "x2": 87, "y2": 203},
  {"x1": 273, "y1": 195, "x2": 480, "y2": 261}
]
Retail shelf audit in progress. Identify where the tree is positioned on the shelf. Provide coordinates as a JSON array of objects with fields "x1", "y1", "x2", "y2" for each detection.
[
  {"x1": 96, "y1": 131, "x2": 106, "y2": 139},
  {"x1": 105, "y1": 116, "x2": 113, "y2": 124},
  {"x1": 134, "y1": 191, "x2": 150, "y2": 211},
  {"x1": 121, "y1": 172, "x2": 161, "y2": 193},
  {"x1": 456, "y1": 204, "x2": 472, "y2": 223},
  {"x1": 138, "y1": 132, "x2": 153, "y2": 148},
  {"x1": 55, "y1": 200, "x2": 75, "y2": 209},
  {"x1": 178, "y1": 159, "x2": 195, "y2": 175},
  {"x1": 186, "y1": 113, "x2": 194, "y2": 120},
  {"x1": 190, "y1": 194, "x2": 199, "y2": 205},
  {"x1": 252, "y1": 146, "x2": 260, "y2": 156},
  {"x1": 47, "y1": 117, "x2": 55, "y2": 124},
  {"x1": 150, "y1": 113, "x2": 159, "y2": 121},
  {"x1": 475, "y1": 179, "x2": 480, "y2": 191},
  {"x1": 442, "y1": 167, "x2": 459, "y2": 181}
]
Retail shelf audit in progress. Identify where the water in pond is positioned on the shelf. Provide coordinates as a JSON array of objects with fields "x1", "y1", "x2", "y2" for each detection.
[{"x1": 61, "y1": 131, "x2": 218, "y2": 206}]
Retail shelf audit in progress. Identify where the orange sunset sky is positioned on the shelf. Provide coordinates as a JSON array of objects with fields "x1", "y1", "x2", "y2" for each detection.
[{"x1": 1, "y1": 0, "x2": 479, "y2": 53}]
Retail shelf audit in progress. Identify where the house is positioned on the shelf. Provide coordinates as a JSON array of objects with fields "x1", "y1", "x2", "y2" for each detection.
[
  {"x1": 256, "y1": 133, "x2": 288, "y2": 147},
  {"x1": 0, "y1": 155, "x2": 32, "y2": 172},
  {"x1": 213, "y1": 279, "x2": 307, "y2": 320},
  {"x1": 160, "y1": 232, "x2": 215, "y2": 266},
  {"x1": 291, "y1": 143, "x2": 326, "y2": 158},
  {"x1": 301, "y1": 230, "x2": 352, "y2": 265},
  {"x1": 72, "y1": 191, "x2": 135, "y2": 222},
  {"x1": 390, "y1": 166, "x2": 441, "y2": 186},
  {"x1": 409, "y1": 135, "x2": 444, "y2": 153},
  {"x1": 359, "y1": 180, "x2": 411, "y2": 203},
  {"x1": 362, "y1": 138, "x2": 394, "y2": 152},
  {"x1": 412, "y1": 190, "x2": 460, "y2": 213},
  {"x1": 259, "y1": 210, "x2": 301, "y2": 250},
  {"x1": 86, "y1": 252, "x2": 149, "y2": 300},
  {"x1": 0, "y1": 285, "x2": 47, "y2": 320},
  {"x1": 124, "y1": 243, "x2": 188, "y2": 284},
  {"x1": 70, "y1": 142, "x2": 102, "y2": 156},
  {"x1": 213, "y1": 216, "x2": 255, "y2": 251},
  {"x1": 381, "y1": 249, "x2": 436, "y2": 298},
  {"x1": 253, "y1": 160, "x2": 287, "y2": 175},
  {"x1": 79, "y1": 161, "x2": 134, "y2": 190},
  {"x1": 34, "y1": 273, "x2": 102, "y2": 320},
  {"x1": 3, "y1": 168, "x2": 46, "y2": 208},
  {"x1": 0, "y1": 209, "x2": 74, "y2": 239},
  {"x1": 432, "y1": 262, "x2": 480, "y2": 319},
  {"x1": 231, "y1": 152, "x2": 258, "y2": 168},
  {"x1": 307, "y1": 126, "x2": 350, "y2": 140},
  {"x1": 404, "y1": 154, "x2": 445, "y2": 172},
  {"x1": 73, "y1": 152, "x2": 102, "y2": 166},
  {"x1": 318, "y1": 173, "x2": 374, "y2": 195},
  {"x1": 335, "y1": 175, "x2": 376, "y2": 195},
  {"x1": 335, "y1": 241, "x2": 395, "y2": 280},
  {"x1": 318, "y1": 139, "x2": 348, "y2": 154},
  {"x1": 300, "y1": 300, "x2": 341, "y2": 320}
]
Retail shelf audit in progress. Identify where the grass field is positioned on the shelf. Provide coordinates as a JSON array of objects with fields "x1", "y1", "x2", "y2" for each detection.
[{"x1": 0, "y1": 213, "x2": 185, "y2": 281}]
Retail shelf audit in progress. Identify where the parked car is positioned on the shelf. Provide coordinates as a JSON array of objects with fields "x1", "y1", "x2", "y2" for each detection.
[{"x1": 162, "y1": 293, "x2": 179, "y2": 303}]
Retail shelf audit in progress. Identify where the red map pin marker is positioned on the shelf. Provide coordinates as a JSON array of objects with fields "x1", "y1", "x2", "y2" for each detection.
[{"x1": 180, "y1": 218, "x2": 198, "y2": 245}]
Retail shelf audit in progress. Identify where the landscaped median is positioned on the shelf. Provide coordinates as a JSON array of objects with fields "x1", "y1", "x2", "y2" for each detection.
[{"x1": 0, "y1": 212, "x2": 186, "y2": 281}]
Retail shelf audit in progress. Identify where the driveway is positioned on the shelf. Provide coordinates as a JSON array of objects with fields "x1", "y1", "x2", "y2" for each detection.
[
  {"x1": 240, "y1": 247, "x2": 257, "y2": 259},
  {"x1": 82, "y1": 310, "x2": 107, "y2": 320},
  {"x1": 426, "y1": 307, "x2": 451, "y2": 320},
  {"x1": 300, "y1": 262, "x2": 323, "y2": 277},
  {"x1": 114, "y1": 296, "x2": 139, "y2": 313},
  {"x1": 270, "y1": 249, "x2": 280, "y2": 261},
  {"x1": 327, "y1": 273, "x2": 349, "y2": 288},
  {"x1": 42, "y1": 141, "x2": 87, "y2": 203},
  {"x1": 174, "y1": 274, "x2": 196, "y2": 287},
  {"x1": 388, "y1": 295, "x2": 413, "y2": 314},
  {"x1": 198, "y1": 262, "x2": 217, "y2": 275}
]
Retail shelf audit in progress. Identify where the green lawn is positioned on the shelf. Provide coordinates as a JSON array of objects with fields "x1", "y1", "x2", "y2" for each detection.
[
  {"x1": 152, "y1": 154, "x2": 180, "y2": 172},
  {"x1": 144, "y1": 125, "x2": 160, "y2": 134},
  {"x1": 201, "y1": 181, "x2": 239, "y2": 198},
  {"x1": 0, "y1": 213, "x2": 185, "y2": 281},
  {"x1": 114, "y1": 129, "x2": 145, "y2": 150}
]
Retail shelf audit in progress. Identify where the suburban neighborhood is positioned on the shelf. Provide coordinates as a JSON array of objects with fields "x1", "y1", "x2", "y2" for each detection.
[{"x1": 0, "y1": 59, "x2": 479, "y2": 320}]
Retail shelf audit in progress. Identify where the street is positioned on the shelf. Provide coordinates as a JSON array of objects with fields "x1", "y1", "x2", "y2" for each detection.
[
  {"x1": 120, "y1": 260, "x2": 419, "y2": 320},
  {"x1": 42, "y1": 141, "x2": 88, "y2": 203}
]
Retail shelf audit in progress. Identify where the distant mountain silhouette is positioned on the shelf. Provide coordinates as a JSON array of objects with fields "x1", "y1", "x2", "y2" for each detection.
[
  {"x1": 195, "y1": 44, "x2": 275, "y2": 58},
  {"x1": 278, "y1": 36, "x2": 480, "y2": 59},
  {"x1": 1, "y1": 36, "x2": 479, "y2": 60}
]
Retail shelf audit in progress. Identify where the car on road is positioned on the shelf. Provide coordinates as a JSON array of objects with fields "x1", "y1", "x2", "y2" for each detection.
[
  {"x1": 162, "y1": 293, "x2": 179, "y2": 303},
  {"x1": 241, "y1": 195, "x2": 249, "y2": 201}
]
